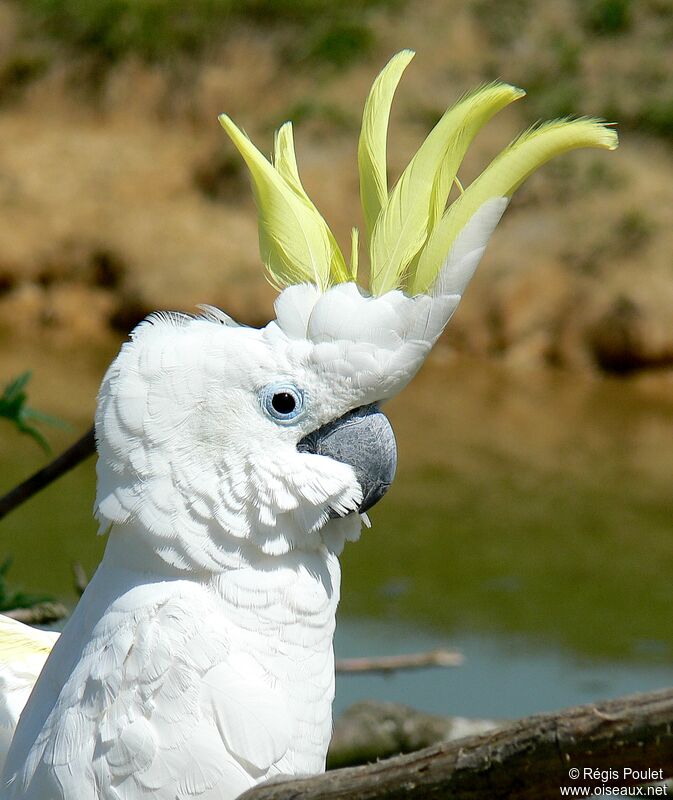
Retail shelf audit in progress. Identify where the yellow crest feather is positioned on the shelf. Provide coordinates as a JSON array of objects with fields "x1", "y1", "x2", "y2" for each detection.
[
  {"x1": 369, "y1": 82, "x2": 525, "y2": 296},
  {"x1": 410, "y1": 117, "x2": 618, "y2": 295},
  {"x1": 219, "y1": 53, "x2": 617, "y2": 297},
  {"x1": 273, "y1": 122, "x2": 303, "y2": 191},
  {"x1": 219, "y1": 114, "x2": 346, "y2": 291},
  {"x1": 349, "y1": 227, "x2": 359, "y2": 281},
  {"x1": 273, "y1": 121, "x2": 350, "y2": 284},
  {"x1": 358, "y1": 49, "x2": 415, "y2": 246}
]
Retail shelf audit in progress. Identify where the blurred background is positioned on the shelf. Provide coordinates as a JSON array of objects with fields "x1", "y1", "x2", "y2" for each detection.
[{"x1": 1, "y1": 0, "x2": 672, "y2": 721}]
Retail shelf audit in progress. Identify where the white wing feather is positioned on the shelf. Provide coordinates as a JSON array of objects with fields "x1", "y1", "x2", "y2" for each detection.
[
  {"x1": 2, "y1": 547, "x2": 337, "y2": 800},
  {"x1": 0, "y1": 616, "x2": 58, "y2": 774}
]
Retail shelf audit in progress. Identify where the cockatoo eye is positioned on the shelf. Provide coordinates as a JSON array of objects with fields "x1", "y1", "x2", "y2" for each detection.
[{"x1": 260, "y1": 383, "x2": 305, "y2": 423}]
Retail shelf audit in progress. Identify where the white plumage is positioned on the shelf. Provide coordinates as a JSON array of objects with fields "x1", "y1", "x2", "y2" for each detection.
[
  {"x1": 0, "y1": 275, "x2": 473, "y2": 800},
  {"x1": 0, "y1": 618, "x2": 58, "y2": 776}
]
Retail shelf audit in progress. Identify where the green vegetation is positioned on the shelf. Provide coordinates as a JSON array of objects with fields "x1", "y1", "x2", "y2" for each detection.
[
  {"x1": 7, "y1": 0, "x2": 673, "y2": 148},
  {"x1": 581, "y1": 0, "x2": 633, "y2": 35},
  {"x1": 0, "y1": 373, "x2": 66, "y2": 453},
  {"x1": 469, "y1": 1, "x2": 673, "y2": 146},
  {"x1": 18, "y1": 0, "x2": 398, "y2": 64},
  {"x1": 0, "y1": 557, "x2": 53, "y2": 611},
  {"x1": 299, "y1": 21, "x2": 375, "y2": 68},
  {"x1": 637, "y1": 97, "x2": 673, "y2": 139},
  {"x1": 22, "y1": 0, "x2": 234, "y2": 62}
]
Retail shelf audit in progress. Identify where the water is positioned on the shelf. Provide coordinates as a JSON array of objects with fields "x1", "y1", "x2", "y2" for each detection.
[
  {"x1": 335, "y1": 619, "x2": 673, "y2": 720},
  {"x1": 1, "y1": 353, "x2": 672, "y2": 722}
]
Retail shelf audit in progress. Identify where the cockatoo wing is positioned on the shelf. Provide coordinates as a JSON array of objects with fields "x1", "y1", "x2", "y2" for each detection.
[
  {"x1": 3, "y1": 570, "x2": 296, "y2": 800},
  {"x1": 0, "y1": 615, "x2": 58, "y2": 774}
]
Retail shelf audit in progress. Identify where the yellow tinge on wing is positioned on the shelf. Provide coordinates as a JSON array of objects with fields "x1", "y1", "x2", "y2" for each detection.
[
  {"x1": 0, "y1": 615, "x2": 56, "y2": 662},
  {"x1": 219, "y1": 51, "x2": 617, "y2": 298}
]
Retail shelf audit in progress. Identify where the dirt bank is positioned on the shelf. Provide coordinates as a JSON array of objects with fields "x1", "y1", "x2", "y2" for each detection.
[{"x1": 2, "y1": 0, "x2": 673, "y2": 390}]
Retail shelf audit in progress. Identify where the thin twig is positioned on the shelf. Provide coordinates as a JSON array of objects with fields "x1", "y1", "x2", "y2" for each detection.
[
  {"x1": 0, "y1": 426, "x2": 96, "y2": 522},
  {"x1": 336, "y1": 648, "x2": 463, "y2": 674}
]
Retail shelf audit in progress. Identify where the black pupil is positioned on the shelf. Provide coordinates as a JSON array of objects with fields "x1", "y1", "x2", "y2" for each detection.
[{"x1": 272, "y1": 392, "x2": 296, "y2": 415}]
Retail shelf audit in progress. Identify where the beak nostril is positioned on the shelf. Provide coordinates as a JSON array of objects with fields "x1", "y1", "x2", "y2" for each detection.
[{"x1": 297, "y1": 404, "x2": 397, "y2": 517}]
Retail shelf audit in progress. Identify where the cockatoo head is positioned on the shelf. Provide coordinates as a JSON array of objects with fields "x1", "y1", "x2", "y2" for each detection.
[
  {"x1": 94, "y1": 291, "x2": 402, "y2": 567},
  {"x1": 94, "y1": 51, "x2": 616, "y2": 570}
]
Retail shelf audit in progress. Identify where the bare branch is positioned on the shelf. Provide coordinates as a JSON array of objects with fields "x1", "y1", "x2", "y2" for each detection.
[
  {"x1": 0, "y1": 426, "x2": 96, "y2": 522},
  {"x1": 336, "y1": 648, "x2": 462, "y2": 675},
  {"x1": 241, "y1": 687, "x2": 673, "y2": 800}
]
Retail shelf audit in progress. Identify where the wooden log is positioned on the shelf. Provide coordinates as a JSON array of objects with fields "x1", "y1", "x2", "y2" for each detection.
[{"x1": 240, "y1": 687, "x2": 673, "y2": 800}]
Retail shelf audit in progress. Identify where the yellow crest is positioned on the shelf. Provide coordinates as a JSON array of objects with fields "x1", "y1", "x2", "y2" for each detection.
[{"x1": 220, "y1": 51, "x2": 617, "y2": 296}]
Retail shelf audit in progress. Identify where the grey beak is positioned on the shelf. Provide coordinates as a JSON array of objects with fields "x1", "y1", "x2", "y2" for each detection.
[{"x1": 297, "y1": 404, "x2": 397, "y2": 516}]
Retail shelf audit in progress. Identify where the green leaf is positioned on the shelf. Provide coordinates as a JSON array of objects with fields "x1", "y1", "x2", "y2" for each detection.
[{"x1": 0, "y1": 371, "x2": 69, "y2": 454}]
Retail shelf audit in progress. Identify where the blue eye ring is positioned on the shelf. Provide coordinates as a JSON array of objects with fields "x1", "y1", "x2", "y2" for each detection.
[{"x1": 260, "y1": 383, "x2": 305, "y2": 424}]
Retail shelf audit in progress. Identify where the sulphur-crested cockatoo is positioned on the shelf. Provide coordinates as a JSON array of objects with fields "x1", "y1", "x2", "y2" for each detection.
[{"x1": 0, "y1": 51, "x2": 616, "y2": 799}]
